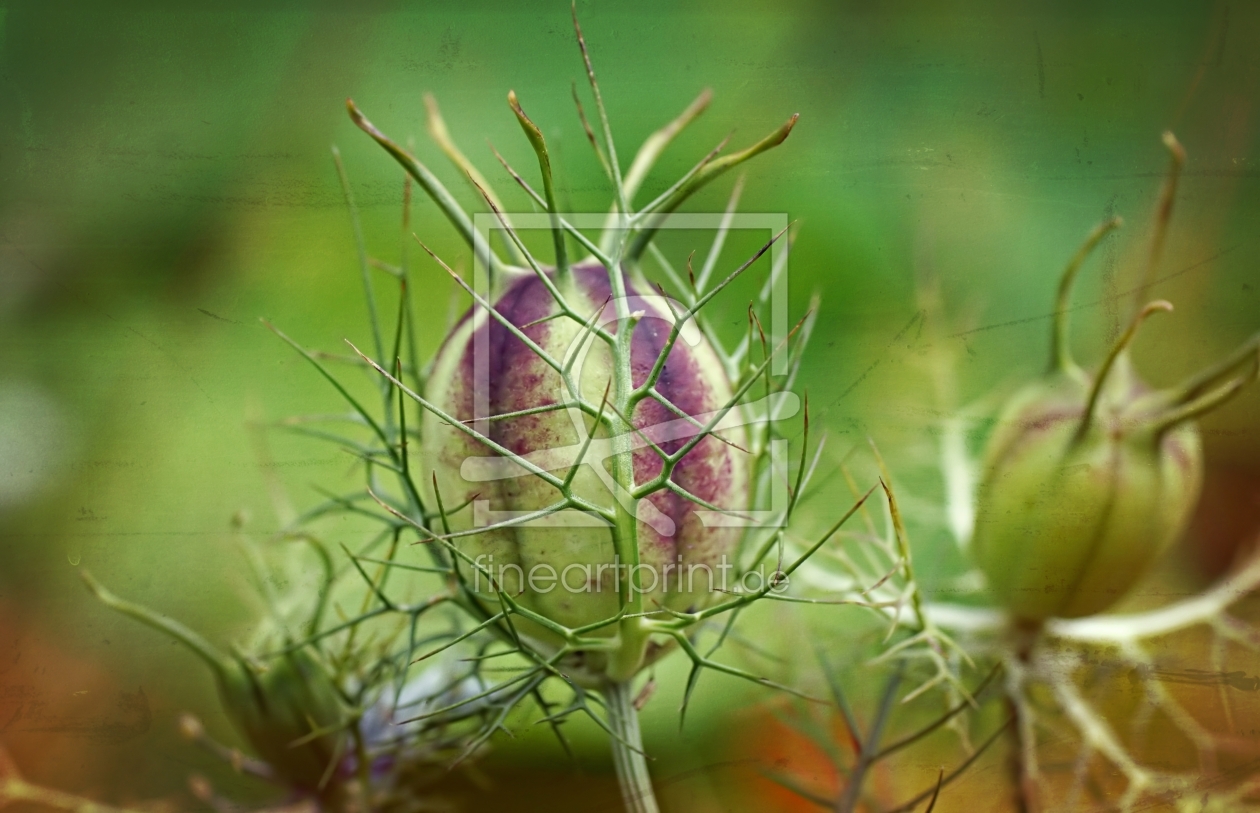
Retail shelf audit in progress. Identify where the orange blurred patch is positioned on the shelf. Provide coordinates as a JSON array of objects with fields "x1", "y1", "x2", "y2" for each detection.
[
  {"x1": 726, "y1": 697, "x2": 856, "y2": 812},
  {"x1": 0, "y1": 598, "x2": 155, "y2": 802}
]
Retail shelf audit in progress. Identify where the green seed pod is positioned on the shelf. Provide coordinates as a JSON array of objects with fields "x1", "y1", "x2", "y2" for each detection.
[
  {"x1": 971, "y1": 135, "x2": 1260, "y2": 622},
  {"x1": 82, "y1": 574, "x2": 349, "y2": 792},
  {"x1": 972, "y1": 317, "x2": 1206, "y2": 621}
]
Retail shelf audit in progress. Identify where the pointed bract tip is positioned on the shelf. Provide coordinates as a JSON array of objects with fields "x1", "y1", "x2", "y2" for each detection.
[
  {"x1": 507, "y1": 90, "x2": 537, "y2": 131},
  {"x1": 346, "y1": 99, "x2": 372, "y2": 132},
  {"x1": 1162, "y1": 130, "x2": 1186, "y2": 163},
  {"x1": 778, "y1": 113, "x2": 801, "y2": 142}
]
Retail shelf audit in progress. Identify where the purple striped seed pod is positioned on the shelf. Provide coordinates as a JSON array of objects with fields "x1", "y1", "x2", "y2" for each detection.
[{"x1": 421, "y1": 264, "x2": 750, "y2": 679}]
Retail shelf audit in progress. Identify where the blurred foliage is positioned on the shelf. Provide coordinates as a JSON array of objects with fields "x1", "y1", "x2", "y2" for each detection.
[{"x1": 2, "y1": 1, "x2": 1259, "y2": 810}]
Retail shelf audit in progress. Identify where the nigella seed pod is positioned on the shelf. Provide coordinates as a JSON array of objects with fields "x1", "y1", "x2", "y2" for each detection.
[
  {"x1": 421, "y1": 263, "x2": 749, "y2": 681},
  {"x1": 971, "y1": 134, "x2": 1260, "y2": 622},
  {"x1": 343, "y1": 72, "x2": 794, "y2": 687}
]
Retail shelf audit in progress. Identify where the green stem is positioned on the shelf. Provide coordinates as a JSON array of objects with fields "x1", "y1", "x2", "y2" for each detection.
[
  {"x1": 604, "y1": 680, "x2": 660, "y2": 813},
  {"x1": 605, "y1": 251, "x2": 649, "y2": 682}
]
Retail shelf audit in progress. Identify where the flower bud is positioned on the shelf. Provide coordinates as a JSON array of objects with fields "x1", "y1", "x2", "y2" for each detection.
[
  {"x1": 215, "y1": 649, "x2": 347, "y2": 792},
  {"x1": 971, "y1": 138, "x2": 1259, "y2": 621},
  {"x1": 420, "y1": 263, "x2": 749, "y2": 678}
]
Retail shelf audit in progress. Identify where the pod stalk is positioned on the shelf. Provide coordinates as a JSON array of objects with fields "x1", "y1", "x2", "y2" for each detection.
[{"x1": 603, "y1": 679, "x2": 660, "y2": 813}]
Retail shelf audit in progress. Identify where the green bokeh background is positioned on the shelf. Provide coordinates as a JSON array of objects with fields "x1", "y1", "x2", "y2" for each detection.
[{"x1": 2, "y1": 2, "x2": 1258, "y2": 810}]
